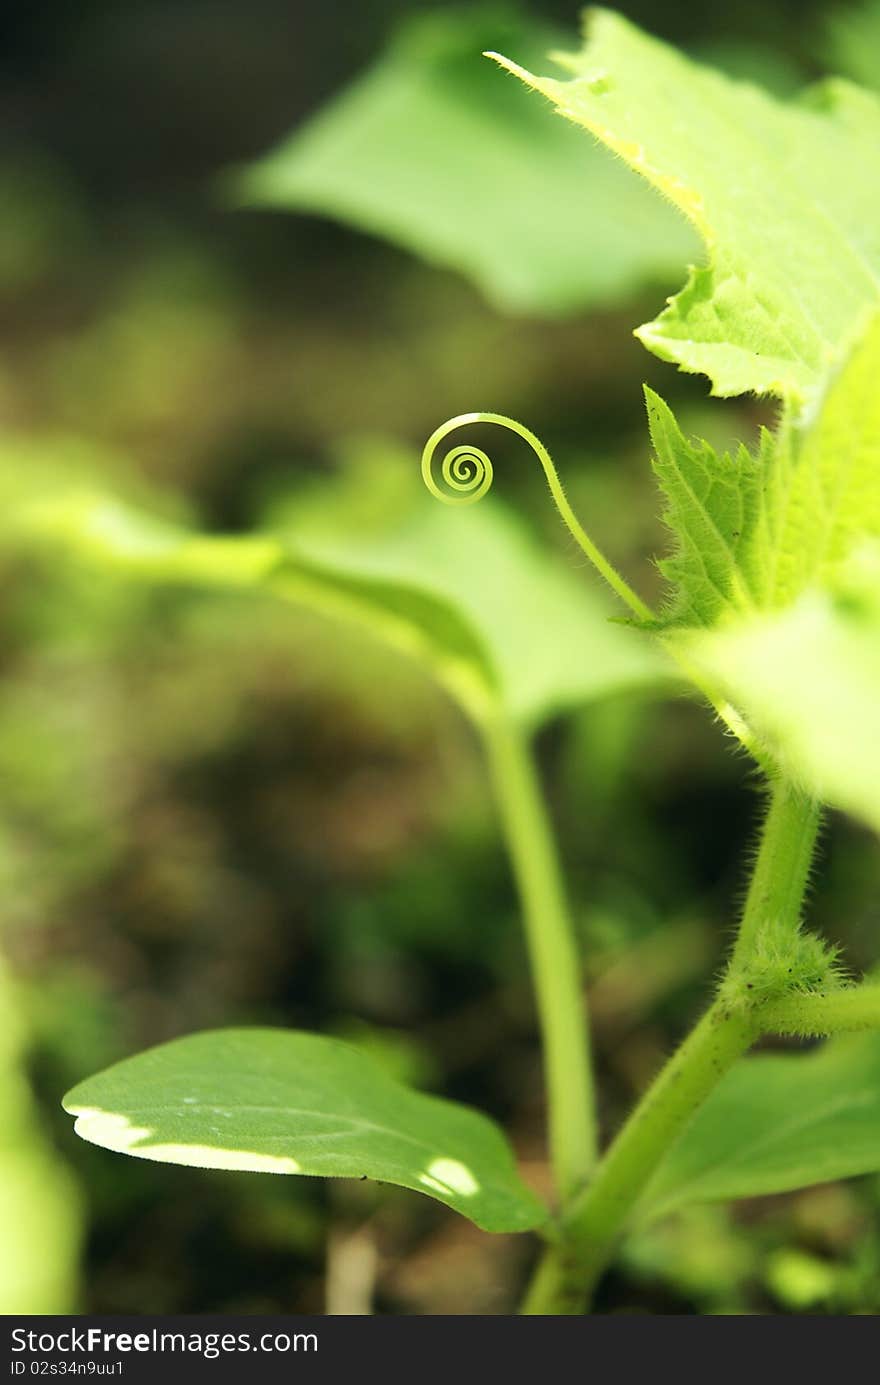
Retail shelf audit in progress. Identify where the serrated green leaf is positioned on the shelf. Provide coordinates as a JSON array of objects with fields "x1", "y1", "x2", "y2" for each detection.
[
  {"x1": 649, "y1": 311, "x2": 880, "y2": 628},
  {"x1": 640, "y1": 1031, "x2": 880, "y2": 1221},
  {"x1": 493, "y1": 9, "x2": 880, "y2": 402},
  {"x1": 62, "y1": 1028, "x2": 546, "y2": 1234},
  {"x1": 646, "y1": 389, "x2": 766, "y2": 627},
  {"x1": 233, "y1": 6, "x2": 696, "y2": 316},
  {"x1": 680, "y1": 558, "x2": 880, "y2": 832}
]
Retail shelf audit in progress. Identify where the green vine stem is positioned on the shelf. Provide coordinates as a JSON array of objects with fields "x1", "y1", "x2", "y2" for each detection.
[
  {"x1": 763, "y1": 983, "x2": 880, "y2": 1037},
  {"x1": 731, "y1": 780, "x2": 822, "y2": 970},
  {"x1": 523, "y1": 1000, "x2": 758, "y2": 1313},
  {"x1": 555, "y1": 1001, "x2": 757, "y2": 1311},
  {"x1": 522, "y1": 776, "x2": 822, "y2": 1314},
  {"x1": 483, "y1": 714, "x2": 597, "y2": 1203}
]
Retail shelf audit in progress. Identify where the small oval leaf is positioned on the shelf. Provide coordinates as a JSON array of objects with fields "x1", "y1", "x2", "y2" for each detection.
[{"x1": 63, "y1": 1028, "x2": 547, "y2": 1235}]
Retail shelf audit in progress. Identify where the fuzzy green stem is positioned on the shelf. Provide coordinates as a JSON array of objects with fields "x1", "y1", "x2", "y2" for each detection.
[
  {"x1": 763, "y1": 983, "x2": 880, "y2": 1036},
  {"x1": 522, "y1": 775, "x2": 821, "y2": 1313},
  {"x1": 732, "y1": 780, "x2": 822, "y2": 969},
  {"x1": 483, "y1": 715, "x2": 596, "y2": 1203},
  {"x1": 530, "y1": 1001, "x2": 757, "y2": 1312}
]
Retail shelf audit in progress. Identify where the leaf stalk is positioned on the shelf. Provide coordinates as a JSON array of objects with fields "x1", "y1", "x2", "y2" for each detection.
[{"x1": 483, "y1": 714, "x2": 597, "y2": 1204}]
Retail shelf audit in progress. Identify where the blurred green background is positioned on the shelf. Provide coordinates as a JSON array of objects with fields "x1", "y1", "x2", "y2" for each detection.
[{"x1": 3, "y1": 0, "x2": 880, "y2": 1315}]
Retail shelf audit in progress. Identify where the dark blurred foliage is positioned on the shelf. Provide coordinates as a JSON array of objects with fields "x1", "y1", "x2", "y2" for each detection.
[{"x1": 2, "y1": 0, "x2": 880, "y2": 1315}]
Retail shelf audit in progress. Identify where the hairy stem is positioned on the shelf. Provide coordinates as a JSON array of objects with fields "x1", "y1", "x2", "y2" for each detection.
[
  {"x1": 483, "y1": 715, "x2": 596, "y2": 1203},
  {"x1": 522, "y1": 775, "x2": 821, "y2": 1314},
  {"x1": 732, "y1": 780, "x2": 822, "y2": 968},
  {"x1": 763, "y1": 983, "x2": 880, "y2": 1036},
  {"x1": 526, "y1": 1001, "x2": 757, "y2": 1313}
]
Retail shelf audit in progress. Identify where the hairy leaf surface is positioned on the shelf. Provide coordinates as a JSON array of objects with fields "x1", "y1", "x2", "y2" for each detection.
[{"x1": 649, "y1": 312, "x2": 880, "y2": 628}]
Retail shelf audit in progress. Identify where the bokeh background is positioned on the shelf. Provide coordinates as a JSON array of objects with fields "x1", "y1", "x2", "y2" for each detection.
[{"x1": 3, "y1": 0, "x2": 880, "y2": 1315}]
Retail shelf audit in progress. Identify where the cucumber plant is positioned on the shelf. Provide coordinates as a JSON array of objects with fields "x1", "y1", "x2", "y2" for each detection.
[{"x1": 53, "y1": 10, "x2": 880, "y2": 1314}]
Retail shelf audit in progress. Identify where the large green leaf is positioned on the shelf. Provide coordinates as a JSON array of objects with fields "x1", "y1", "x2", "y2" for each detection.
[
  {"x1": 1, "y1": 435, "x2": 666, "y2": 730},
  {"x1": 62, "y1": 1028, "x2": 546, "y2": 1234},
  {"x1": 648, "y1": 310, "x2": 880, "y2": 630},
  {"x1": 234, "y1": 6, "x2": 696, "y2": 316},
  {"x1": 494, "y1": 9, "x2": 880, "y2": 403},
  {"x1": 640, "y1": 1031, "x2": 880, "y2": 1221}
]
